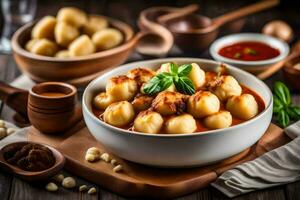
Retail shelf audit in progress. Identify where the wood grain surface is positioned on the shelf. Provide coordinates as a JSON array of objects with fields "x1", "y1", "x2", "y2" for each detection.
[{"x1": 1, "y1": 0, "x2": 300, "y2": 199}]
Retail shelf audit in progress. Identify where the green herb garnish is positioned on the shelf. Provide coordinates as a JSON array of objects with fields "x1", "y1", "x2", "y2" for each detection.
[
  {"x1": 233, "y1": 52, "x2": 241, "y2": 58},
  {"x1": 244, "y1": 48, "x2": 257, "y2": 55},
  {"x1": 273, "y1": 81, "x2": 300, "y2": 127},
  {"x1": 143, "y1": 63, "x2": 195, "y2": 95}
]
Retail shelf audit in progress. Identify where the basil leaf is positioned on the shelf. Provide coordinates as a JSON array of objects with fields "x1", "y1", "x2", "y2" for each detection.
[
  {"x1": 286, "y1": 106, "x2": 300, "y2": 120},
  {"x1": 158, "y1": 75, "x2": 173, "y2": 91},
  {"x1": 143, "y1": 76, "x2": 161, "y2": 95},
  {"x1": 174, "y1": 76, "x2": 195, "y2": 95},
  {"x1": 178, "y1": 64, "x2": 192, "y2": 77},
  {"x1": 156, "y1": 72, "x2": 171, "y2": 79},
  {"x1": 274, "y1": 82, "x2": 291, "y2": 105},
  {"x1": 273, "y1": 96, "x2": 283, "y2": 113},
  {"x1": 170, "y1": 62, "x2": 178, "y2": 75},
  {"x1": 278, "y1": 110, "x2": 290, "y2": 127}
]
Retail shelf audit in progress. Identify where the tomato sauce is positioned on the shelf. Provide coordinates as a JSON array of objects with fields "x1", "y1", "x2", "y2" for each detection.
[
  {"x1": 92, "y1": 85, "x2": 265, "y2": 134},
  {"x1": 218, "y1": 41, "x2": 280, "y2": 61}
]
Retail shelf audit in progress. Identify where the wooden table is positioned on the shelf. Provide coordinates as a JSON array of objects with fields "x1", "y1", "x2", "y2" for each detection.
[{"x1": 1, "y1": 0, "x2": 300, "y2": 199}]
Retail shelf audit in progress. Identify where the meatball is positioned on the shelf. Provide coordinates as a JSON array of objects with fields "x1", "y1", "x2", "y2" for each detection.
[
  {"x1": 165, "y1": 114, "x2": 197, "y2": 134},
  {"x1": 133, "y1": 110, "x2": 163, "y2": 134},
  {"x1": 127, "y1": 67, "x2": 156, "y2": 85},
  {"x1": 187, "y1": 63, "x2": 205, "y2": 89},
  {"x1": 103, "y1": 101, "x2": 135, "y2": 127},
  {"x1": 208, "y1": 75, "x2": 242, "y2": 101},
  {"x1": 151, "y1": 91, "x2": 186, "y2": 115},
  {"x1": 106, "y1": 75, "x2": 138, "y2": 101},
  {"x1": 204, "y1": 111, "x2": 232, "y2": 129},
  {"x1": 187, "y1": 91, "x2": 220, "y2": 118},
  {"x1": 226, "y1": 94, "x2": 259, "y2": 120}
]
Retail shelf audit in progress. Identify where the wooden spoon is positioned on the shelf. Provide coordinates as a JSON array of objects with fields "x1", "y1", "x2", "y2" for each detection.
[
  {"x1": 257, "y1": 40, "x2": 300, "y2": 80},
  {"x1": 0, "y1": 141, "x2": 65, "y2": 181}
]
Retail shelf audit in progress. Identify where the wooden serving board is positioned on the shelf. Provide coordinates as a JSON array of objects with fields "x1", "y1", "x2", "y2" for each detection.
[{"x1": 27, "y1": 122, "x2": 291, "y2": 199}]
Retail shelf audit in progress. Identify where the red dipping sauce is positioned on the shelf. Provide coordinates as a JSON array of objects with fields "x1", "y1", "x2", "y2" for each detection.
[{"x1": 219, "y1": 41, "x2": 280, "y2": 61}]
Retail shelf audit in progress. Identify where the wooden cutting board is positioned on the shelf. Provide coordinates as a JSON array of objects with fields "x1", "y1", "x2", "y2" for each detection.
[{"x1": 27, "y1": 122, "x2": 291, "y2": 199}]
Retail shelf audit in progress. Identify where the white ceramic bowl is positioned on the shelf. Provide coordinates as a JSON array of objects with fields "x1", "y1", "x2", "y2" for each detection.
[
  {"x1": 210, "y1": 33, "x2": 289, "y2": 73},
  {"x1": 82, "y1": 58, "x2": 273, "y2": 168}
]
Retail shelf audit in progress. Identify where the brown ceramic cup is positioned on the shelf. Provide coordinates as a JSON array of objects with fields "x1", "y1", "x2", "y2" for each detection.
[{"x1": 28, "y1": 82, "x2": 80, "y2": 134}]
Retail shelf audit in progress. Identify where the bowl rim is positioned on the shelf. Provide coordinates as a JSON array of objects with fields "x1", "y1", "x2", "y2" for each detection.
[
  {"x1": 209, "y1": 33, "x2": 290, "y2": 66},
  {"x1": 11, "y1": 15, "x2": 136, "y2": 62},
  {"x1": 82, "y1": 57, "x2": 273, "y2": 138}
]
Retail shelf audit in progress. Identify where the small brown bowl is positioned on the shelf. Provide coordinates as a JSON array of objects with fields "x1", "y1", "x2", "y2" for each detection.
[
  {"x1": 28, "y1": 82, "x2": 82, "y2": 134},
  {"x1": 0, "y1": 141, "x2": 65, "y2": 182},
  {"x1": 12, "y1": 16, "x2": 136, "y2": 87},
  {"x1": 283, "y1": 55, "x2": 300, "y2": 92}
]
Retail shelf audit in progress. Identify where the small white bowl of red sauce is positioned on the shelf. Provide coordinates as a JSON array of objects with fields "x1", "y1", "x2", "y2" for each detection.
[{"x1": 210, "y1": 33, "x2": 289, "y2": 73}]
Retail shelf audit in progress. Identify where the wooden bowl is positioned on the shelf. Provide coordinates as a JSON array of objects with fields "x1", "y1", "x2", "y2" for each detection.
[
  {"x1": 283, "y1": 55, "x2": 300, "y2": 92},
  {"x1": 0, "y1": 141, "x2": 65, "y2": 182},
  {"x1": 11, "y1": 16, "x2": 136, "y2": 87}
]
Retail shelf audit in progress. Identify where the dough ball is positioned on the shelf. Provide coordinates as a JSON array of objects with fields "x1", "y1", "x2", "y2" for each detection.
[
  {"x1": 151, "y1": 91, "x2": 186, "y2": 115},
  {"x1": 106, "y1": 75, "x2": 138, "y2": 101},
  {"x1": 165, "y1": 114, "x2": 197, "y2": 134},
  {"x1": 132, "y1": 95, "x2": 153, "y2": 112},
  {"x1": 69, "y1": 35, "x2": 95, "y2": 56},
  {"x1": 204, "y1": 111, "x2": 232, "y2": 129},
  {"x1": 133, "y1": 110, "x2": 163, "y2": 134},
  {"x1": 187, "y1": 91, "x2": 220, "y2": 118},
  {"x1": 55, "y1": 50, "x2": 70, "y2": 58},
  {"x1": 25, "y1": 39, "x2": 39, "y2": 51},
  {"x1": 127, "y1": 68, "x2": 155, "y2": 85},
  {"x1": 103, "y1": 101, "x2": 135, "y2": 127},
  {"x1": 30, "y1": 39, "x2": 58, "y2": 56},
  {"x1": 157, "y1": 62, "x2": 171, "y2": 73},
  {"x1": 83, "y1": 16, "x2": 108, "y2": 36},
  {"x1": 93, "y1": 92, "x2": 116, "y2": 110},
  {"x1": 32, "y1": 16, "x2": 56, "y2": 39},
  {"x1": 226, "y1": 94, "x2": 259, "y2": 120},
  {"x1": 187, "y1": 63, "x2": 205, "y2": 89},
  {"x1": 210, "y1": 75, "x2": 242, "y2": 101},
  {"x1": 57, "y1": 7, "x2": 87, "y2": 28},
  {"x1": 55, "y1": 22, "x2": 79, "y2": 47},
  {"x1": 92, "y1": 28, "x2": 123, "y2": 51}
]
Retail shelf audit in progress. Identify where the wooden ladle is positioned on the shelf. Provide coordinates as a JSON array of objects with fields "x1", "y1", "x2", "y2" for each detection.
[
  {"x1": 159, "y1": 0, "x2": 279, "y2": 52},
  {"x1": 0, "y1": 141, "x2": 65, "y2": 181},
  {"x1": 257, "y1": 40, "x2": 300, "y2": 80},
  {"x1": 137, "y1": 4, "x2": 199, "y2": 56}
]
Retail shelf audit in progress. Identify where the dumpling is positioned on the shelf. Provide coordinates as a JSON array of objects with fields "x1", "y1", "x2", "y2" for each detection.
[
  {"x1": 165, "y1": 84, "x2": 177, "y2": 92},
  {"x1": 204, "y1": 111, "x2": 232, "y2": 129},
  {"x1": 92, "y1": 28, "x2": 123, "y2": 51},
  {"x1": 32, "y1": 16, "x2": 56, "y2": 39},
  {"x1": 83, "y1": 16, "x2": 108, "y2": 36},
  {"x1": 209, "y1": 75, "x2": 242, "y2": 101},
  {"x1": 151, "y1": 91, "x2": 186, "y2": 115},
  {"x1": 25, "y1": 39, "x2": 39, "y2": 51},
  {"x1": 226, "y1": 94, "x2": 258, "y2": 120},
  {"x1": 131, "y1": 95, "x2": 153, "y2": 112},
  {"x1": 156, "y1": 62, "x2": 171, "y2": 73},
  {"x1": 30, "y1": 39, "x2": 58, "y2": 56},
  {"x1": 55, "y1": 22, "x2": 79, "y2": 47},
  {"x1": 187, "y1": 91, "x2": 220, "y2": 118},
  {"x1": 55, "y1": 50, "x2": 70, "y2": 58},
  {"x1": 93, "y1": 92, "x2": 116, "y2": 110},
  {"x1": 69, "y1": 35, "x2": 95, "y2": 56},
  {"x1": 165, "y1": 114, "x2": 197, "y2": 134},
  {"x1": 103, "y1": 101, "x2": 135, "y2": 127},
  {"x1": 133, "y1": 110, "x2": 163, "y2": 134},
  {"x1": 127, "y1": 68, "x2": 155, "y2": 85},
  {"x1": 187, "y1": 63, "x2": 205, "y2": 89},
  {"x1": 57, "y1": 7, "x2": 87, "y2": 28},
  {"x1": 106, "y1": 75, "x2": 138, "y2": 101}
]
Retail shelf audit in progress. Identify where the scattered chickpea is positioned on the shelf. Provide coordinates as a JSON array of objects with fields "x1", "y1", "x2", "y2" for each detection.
[
  {"x1": 85, "y1": 147, "x2": 101, "y2": 162},
  {"x1": 53, "y1": 174, "x2": 64, "y2": 183},
  {"x1": 100, "y1": 153, "x2": 110, "y2": 162},
  {"x1": 45, "y1": 182, "x2": 58, "y2": 192},
  {"x1": 87, "y1": 187, "x2": 97, "y2": 195},
  {"x1": 86, "y1": 147, "x2": 101, "y2": 155},
  {"x1": 6, "y1": 128, "x2": 15, "y2": 135},
  {"x1": 62, "y1": 177, "x2": 76, "y2": 188},
  {"x1": 79, "y1": 185, "x2": 88, "y2": 192},
  {"x1": 110, "y1": 159, "x2": 118, "y2": 166},
  {"x1": 113, "y1": 164, "x2": 123, "y2": 173},
  {"x1": 0, "y1": 128, "x2": 7, "y2": 139}
]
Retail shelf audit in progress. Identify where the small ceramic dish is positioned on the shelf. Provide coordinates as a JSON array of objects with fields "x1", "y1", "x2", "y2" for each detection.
[
  {"x1": 283, "y1": 55, "x2": 300, "y2": 92},
  {"x1": 82, "y1": 58, "x2": 273, "y2": 168},
  {"x1": 0, "y1": 141, "x2": 65, "y2": 181},
  {"x1": 210, "y1": 33, "x2": 289, "y2": 73}
]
